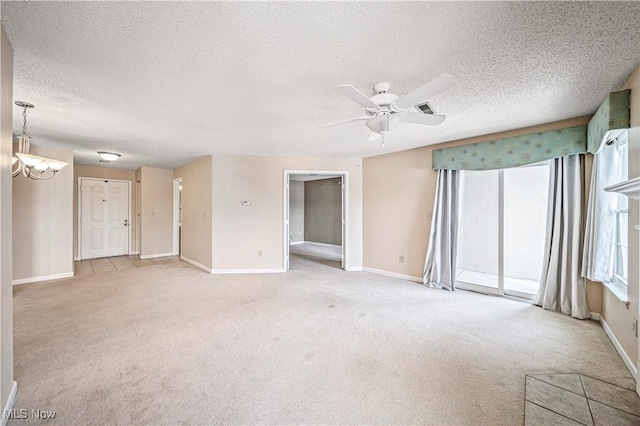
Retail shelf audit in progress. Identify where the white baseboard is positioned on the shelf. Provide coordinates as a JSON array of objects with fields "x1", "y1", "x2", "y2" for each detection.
[
  {"x1": 590, "y1": 312, "x2": 601, "y2": 321},
  {"x1": 599, "y1": 316, "x2": 637, "y2": 380},
  {"x1": 13, "y1": 272, "x2": 74, "y2": 285},
  {"x1": 362, "y1": 267, "x2": 422, "y2": 283},
  {"x1": 2, "y1": 381, "x2": 17, "y2": 426},
  {"x1": 211, "y1": 268, "x2": 285, "y2": 275},
  {"x1": 345, "y1": 266, "x2": 363, "y2": 272},
  {"x1": 289, "y1": 241, "x2": 304, "y2": 246},
  {"x1": 180, "y1": 256, "x2": 212, "y2": 273},
  {"x1": 303, "y1": 241, "x2": 342, "y2": 248},
  {"x1": 140, "y1": 252, "x2": 176, "y2": 260}
]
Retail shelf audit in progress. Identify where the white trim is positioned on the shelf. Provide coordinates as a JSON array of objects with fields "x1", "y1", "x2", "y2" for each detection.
[
  {"x1": 140, "y1": 252, "x2": 175, "y2": 260},
  {"x1": 283, "y1": 170, "x2": 349, "y2": 272},
  {"x1": 345, "y1": 266, "x2": 363, "y2": 272},
  {"x1": 1, "y1": 381, "x2": 17, "y2": 426},
  {"x1": 602, "y1": 279, "x2": 630, "y2": 305},
  {"x1": 600, "y1": 316, "x2": 637, "y2": 379},
  {"x1": 604, "y1": 176, "x2": 640, "y2": 200},
  {"x1": 590, "y1": 312, "x2": 601, "y2": 321},
  {"x1": 12, "y1": 272, "x2": 74, "y2": 285},
  {"x1": 362, "y1": 267, "x2": 422, "y2": 283},
  {"x1": 180, "y1": 256, "x2": 211, "y2": 273},
  {"x1": 289, "y1": 241, "x2": 304, "y2": 246},
  {"x1": 130, "y1": 251, "x2": 140, "y2": 256},
  {"x1": 78, "y1": 177, "x2": 132, "y2": 261},
  {"x1": 211, "y1": 268, "x2": 285, "y2": 275}
]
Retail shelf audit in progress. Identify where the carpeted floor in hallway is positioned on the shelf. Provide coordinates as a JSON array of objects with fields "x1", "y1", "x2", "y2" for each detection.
[{"x1": 11, "y1": 255, "x2": 635, "y2": 425}]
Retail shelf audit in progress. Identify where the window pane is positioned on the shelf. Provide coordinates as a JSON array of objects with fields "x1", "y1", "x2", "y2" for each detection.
[
  {"x1": 615, "y1": 211, "x2": 629, "y2": 282},
  {"x1": 457, "y1": 170, "x2": 499, "y2": 289},
  {"x1": 503, "y1": 164, "x2": 549, "y2": 296}
]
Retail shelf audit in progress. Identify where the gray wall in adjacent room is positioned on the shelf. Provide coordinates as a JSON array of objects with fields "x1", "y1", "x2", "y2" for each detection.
[
  {"x1": 289, "y1": 180, "x2": 304, "y2": 243},
  {"x1": 304, "y1": 177, "x2": 342, "y2": 245}
]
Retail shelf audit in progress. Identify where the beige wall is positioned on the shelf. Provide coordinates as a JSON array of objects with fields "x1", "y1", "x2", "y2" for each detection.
[
  {"x1": 13, "y1": 145, "x2": 74, "y2": 281},
  {"x1": 304, "y1": 177, "x2": 342, "y2": 245},
  {"x1": 0, "y1": 24, "x2": 14, "y2": 415},
  {"x1": 601, "y1": 63, "x2": 640, "y2": 375},
  {"x1": 289, "y1": 180, "x2": 304, "y2": 243},
  {"x1": 139, "y1": 166, "x2": 174, "y2": 257},
  {"x1": 73, "y1": 165, "x2": 137, "y2": 258},
  {"x1": 212, "y1": 156, "x2": 362, "y2": 271},
  {"x1": 363, "y1": 116, "x2": 592, "y2": 285},
  {"x1": 174, "y1": 156, "x2": 213, "y2": 270}
]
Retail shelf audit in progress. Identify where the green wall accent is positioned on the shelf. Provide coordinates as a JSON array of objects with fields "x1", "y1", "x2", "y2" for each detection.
[
  {"x1": 432, "y1": 89, "x2": 630, "y2": 170},
  {"x1": 432, "y1": 125, "x2": 587, "y2": 170},
  {"x1": 586, "y1": 89, "x2": 630, "y2": 153}
]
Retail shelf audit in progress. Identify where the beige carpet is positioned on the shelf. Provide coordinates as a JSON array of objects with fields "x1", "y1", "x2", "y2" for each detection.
[{"x1": 11, "y1": 255, "x2": 635, "y2": 425}]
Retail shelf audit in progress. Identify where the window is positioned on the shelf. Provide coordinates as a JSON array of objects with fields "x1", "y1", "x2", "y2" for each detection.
[
  {"x1": 456, "y1": 162, "x2": 551, "y2": 300},
  {"x1": 612, "y1": 139, "x2": 629, "y2": 286}
]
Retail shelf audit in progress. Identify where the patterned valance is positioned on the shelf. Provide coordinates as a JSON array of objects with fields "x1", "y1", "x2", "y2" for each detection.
[
  {"x1": 432, "y1": 125, "x2": 587, "y2": 171},
  {"x1": 586, "y1": 89, "x2": 630, "y2": 154}
]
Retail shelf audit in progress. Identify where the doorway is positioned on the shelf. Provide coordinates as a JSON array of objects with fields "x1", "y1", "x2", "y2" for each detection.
[
  {"x1": 78, "y1": 178, "x2": 131, "y2": 260},
  {"x1": 173, "y1": 178, "x2": 182, "y2": 256},
  {"x1": 283, "y1": 170, "x2": 348, "y2": 271},
  {"x1": 456, "y1": 162, "x2": 550, "y2": 299}
]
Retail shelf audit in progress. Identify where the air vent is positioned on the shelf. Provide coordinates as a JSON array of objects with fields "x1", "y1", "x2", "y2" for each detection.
[{"x1": 415, "y1": 101, "x2": 436, "y2": 115}]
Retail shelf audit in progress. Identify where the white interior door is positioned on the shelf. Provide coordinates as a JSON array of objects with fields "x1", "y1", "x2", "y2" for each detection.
[
  {"x1": 341, "y1": 176, "x2": 345, "y2": 270},
  {"x1": 80, "y1": 179, "x2": 130, "y2": 259},
  {"x1": 285, "y1": 174, "x2": 290, "y2": 271}
]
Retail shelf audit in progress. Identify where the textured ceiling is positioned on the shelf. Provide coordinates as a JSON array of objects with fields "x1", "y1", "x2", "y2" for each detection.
[{"x1": 2, "y1": 1, "x2": 640, "y2": 170}]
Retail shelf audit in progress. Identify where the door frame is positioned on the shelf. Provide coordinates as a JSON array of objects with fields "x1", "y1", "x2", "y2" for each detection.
[
  {"x1": 283, "y1": 170, "x2": 349, "y2": 271},
  {"x1": 78, "y1": 177, "x2": 132, "y2": 260},
  {"x1": 172, "y1": 177, "x2": 182, "y2": 256}
]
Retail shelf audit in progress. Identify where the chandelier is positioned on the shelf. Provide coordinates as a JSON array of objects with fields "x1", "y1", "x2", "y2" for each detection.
[{"x1": 12, "y1": 101, "x2": 68, "y2": 180}]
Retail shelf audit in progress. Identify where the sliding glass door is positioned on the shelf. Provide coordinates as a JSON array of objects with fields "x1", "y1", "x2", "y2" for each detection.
[{"x1": 456, "y1": 163, "x2": 550, "y2": 299}]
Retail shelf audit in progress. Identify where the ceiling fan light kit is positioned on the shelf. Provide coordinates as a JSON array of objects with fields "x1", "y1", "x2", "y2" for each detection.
[
  {"x1": 323, "y1": 73, "x2": 456, "y2": 146},
  {"x1": 12, "y1": 101, "x2": 69, "y2": 180}
]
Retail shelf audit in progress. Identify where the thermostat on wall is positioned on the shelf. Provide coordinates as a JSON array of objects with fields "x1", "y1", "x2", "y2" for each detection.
[{"x1": 242, "y1": 200, "x2": 252, "y2": 206}]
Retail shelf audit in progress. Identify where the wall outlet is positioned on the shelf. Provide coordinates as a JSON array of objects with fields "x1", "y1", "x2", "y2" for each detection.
[
  {"x1": 399, "y1": 255, "x2": 405, "y2": 263},
  {"x1": 258, "y1": 250, "x2": 262, "y2": 257}
]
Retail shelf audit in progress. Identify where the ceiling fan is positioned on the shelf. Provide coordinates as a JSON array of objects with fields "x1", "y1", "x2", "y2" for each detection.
[{"x1": 322, "y1": 73, "x2": 456, "y2": 145}]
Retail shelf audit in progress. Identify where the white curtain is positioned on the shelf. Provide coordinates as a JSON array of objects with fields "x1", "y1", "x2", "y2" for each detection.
[
  {"x1": 582, "y1": 138, "x2": 626, "y2": 283},
  {"x1": 423, "y1": 169, "x2": 460, "y2": 291},
  {"x1": 536, "y1": 155, "x2": 590, "y2": 319}
]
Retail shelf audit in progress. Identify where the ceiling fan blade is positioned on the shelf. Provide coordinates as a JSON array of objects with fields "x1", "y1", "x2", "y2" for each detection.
[
  {"x1": 399, "y1": 112, "x2": 447, "y2": 126},
  {"x1": 393, "y1": 73, "x2": 456, "y2": 109},
  {"x1": 320, "y1": 116, "x2": 368, "y2": 128},
  {"x1": 336, "y1": 85, "x2": 379, "y2": 109},
  {"x1": 367, "y1": 131, "x2": 381, "y2": 142}
]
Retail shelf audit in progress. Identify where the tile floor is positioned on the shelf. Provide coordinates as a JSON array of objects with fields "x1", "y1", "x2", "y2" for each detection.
[
  {"x1": 74, "y1": 255, "x2": 181, "y2": 276},
  {"x1": 525, "y1": 373, "x2": 640, "y2": 425}
]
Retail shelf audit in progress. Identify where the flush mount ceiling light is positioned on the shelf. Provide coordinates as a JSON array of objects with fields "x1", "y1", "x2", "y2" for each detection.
[
  {"x1": 97, "y1": 151, "x2": 121, "y2": 162},
  {"x1": 12, "y1": 101, "x2": 68, "y2": 180}
]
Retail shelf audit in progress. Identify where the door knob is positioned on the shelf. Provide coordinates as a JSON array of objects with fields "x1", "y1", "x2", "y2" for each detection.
[{"x1": 124, "y1": 219, "x2": 129, "y2": 227}]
